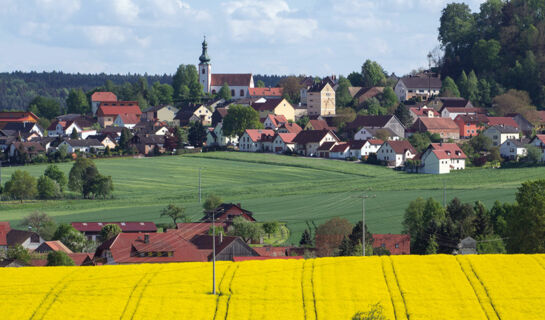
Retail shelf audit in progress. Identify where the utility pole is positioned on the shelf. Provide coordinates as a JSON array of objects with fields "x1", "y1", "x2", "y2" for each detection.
[
  {"x1": 199, "y1": 168, "x2": 202, "y2": 203},
  {"x1": 212, "y1": 208, "x2": 216, "y2": 295},
  {"x1": 443, "y1": 180, "x2": 446, "y2": 207},
  {"x1": 355, "y1": 193, "x2": 375, "y2": 256}
]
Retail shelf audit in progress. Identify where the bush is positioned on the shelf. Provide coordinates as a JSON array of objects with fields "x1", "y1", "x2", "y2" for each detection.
[
  {"x1": 46, "y1": 251, "x2": 75, "y2": 266},
  {"x1": 37, "y1": 175, "x2": 61, "y2": 199},
  {"x1": 4, "y1": 170, "x2": 37, "y2": 202}
]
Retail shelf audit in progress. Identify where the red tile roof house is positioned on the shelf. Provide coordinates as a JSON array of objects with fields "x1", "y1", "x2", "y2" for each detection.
[
  {"x1": 293, "y1": 129, "x2": 340, "y2": 156},
  {"x1": 263, "y1": 114, "x2": 288, "y2": 130},
  {"x1": 201, "y1": 203, "x2": 256, "y2": 223},
  {"x1": 277, "y1": 122, "x2": 302, "y2": 134},
  {"x1": 372, "y1": 234, "x2": 410, "y2": 255},
  {"x1": 0, "y1": 111, "x2": 40, "y2": 123},
  {"x1": 453, "y1": 114, "x2": 489, "y2": 138},
  {"x1": 239, "y1": 129, "x2": 275, "y2": 152},
  {"x1": 376, "y1": 140, "x2": 417, "y2": 168},
  {"x1": 440, "y1": 106, "x2": 486, "y2": 120},
  {"x1": 409, "y1": 117, "x2": 461, "y2": 140},
  {"x1": 96, "y1": 101, "x2": 141, "y2": 128},
  {"x1": 71, "y1": 222, "x2": 157, "y2": 242},
  {"x1": 349, "y1": 139, "x2": 384, "y2": 159},
  {"x1": 305, "y1": 119, "x2": 336, "y2": 131},
  {"x1": 317, "y1": 141, "x2": 336, "y2": 158},
  {"x1": 329, "y1": 142, "x2": 351, "y2": 159},
  {"x1": 248, "y1": 87, "x2": 284, "y2": 99},
  {"x1": 348, "y1": 115, "x2": 405, "y2": 140},
  {"x1": 34, "y1": 241, "x2": 73, "y2": 254},
  {"x1": 91, "y1": 92, "x2": 118, "y2": 116},
  {"x1": 417, "y1": 143, "x2": 467, "y2": 174},
  {"x1": 0, "y1": 222, "x2": 44, "y2": 252},
  {"x1": 409, "y1": 105, "x2": 440, "y2": 123},
  {"x1": 271, "y1": 132, "x2": 297, "y2": 153},
  {"x1": 486, "y1": 116, "x2": 520, "y2": 129}
]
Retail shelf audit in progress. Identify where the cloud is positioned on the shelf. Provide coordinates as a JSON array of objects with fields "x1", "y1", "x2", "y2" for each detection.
[
  {"x1": 83, "y1": 25, "x2": 149, "y2": 47},
  {"x1": 111, "y1": 0, "x2": 140, "y2": 22}
]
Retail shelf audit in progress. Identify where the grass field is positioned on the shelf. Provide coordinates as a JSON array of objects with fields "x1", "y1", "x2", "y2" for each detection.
[
  {"x1": 2, "y1": 254, "x2": 545, "y2": 319},
  {"x1": 1, "y1": 152, "x2": 544, "y2": 244}
]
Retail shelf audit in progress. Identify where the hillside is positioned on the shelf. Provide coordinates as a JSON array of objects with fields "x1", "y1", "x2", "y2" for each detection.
[
  {"x1": 1, "y1": 255, "x2": 543, "y2": 319},
  {"x1": 1, "y1": 152, "x2": 543, "y2": 244}
]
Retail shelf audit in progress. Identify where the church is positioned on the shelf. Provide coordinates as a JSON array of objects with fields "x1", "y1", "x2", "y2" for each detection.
[{"x1": 198, "y1": 37, "x2": 254, "y2": 99}]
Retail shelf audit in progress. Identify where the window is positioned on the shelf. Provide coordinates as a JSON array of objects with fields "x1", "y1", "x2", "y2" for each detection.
[
  {"x1": 240, "y1": 89, "x2": 245, "y2": 97},
  {"x1": 395, "y1": 243, "x2": 399, "y2": 248},
  {"x1": 30, "y1": 234, "x2": 40, "y2": 243},
  {"x1": 202, "y1": 68, "x2": 205, "y2": 74},
  {"x1": 212, "y1": 89, "x2": 216, "y2": 94},
  {"x1": 231, "y1": 89, "x2": 235, "y2": 97}
]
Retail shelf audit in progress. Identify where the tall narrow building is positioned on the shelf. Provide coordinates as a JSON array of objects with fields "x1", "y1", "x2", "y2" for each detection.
[{"x1": 198, "y1": 36, "x2": 212, "y2": 94}]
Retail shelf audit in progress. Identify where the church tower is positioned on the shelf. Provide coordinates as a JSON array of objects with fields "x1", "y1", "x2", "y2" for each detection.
[{"x1": 198, "y1": 36, "x2": 212, "y2": 94}]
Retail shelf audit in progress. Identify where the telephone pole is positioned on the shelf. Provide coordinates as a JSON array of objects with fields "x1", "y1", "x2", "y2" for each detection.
[
  {"x1": 198, "y1": 168, "x2": 202, "y2": 203},
  {"x1": 443, "y1": 180, "x2": 446, "y2": 207},
  {"x1": 355, "y1": 193, "x2": 375, "y2": 256},
  {"x1": 212, "y1": 208, "x2": 216, "y2": 295}
]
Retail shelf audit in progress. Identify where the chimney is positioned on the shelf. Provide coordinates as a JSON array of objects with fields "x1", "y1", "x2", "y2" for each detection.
[{"x1": 144, "y1": 234, "x2": 149, "y2": 244}]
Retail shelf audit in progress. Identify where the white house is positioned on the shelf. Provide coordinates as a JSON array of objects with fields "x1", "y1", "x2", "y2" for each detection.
[
  {"x1": 500, "y1": 139, "x2": 528, "y2": 160},
  {"x1": 440, "y1": 107, "x2": 483, "y2": 120},
  {"x1": 354, "y1": 127, "x2": 400, "y2": 141},
  {"x1": 419, "y1": 143, "x2": 467, "y2": 174},
  {"x1": 206, "y1": 122, "x2": 238, "y2": 147},
  {"x1": 329, "y1": 143, "x2": 351, "y2": 159},
  {"x1": 293, "y1": 130, "x2": 339, "y2": 156},
  {"x1": 239, "y1": 129, "x2": 275, "y2": 152},
  {"x1": 272, "y1": 133, "x2": 297, "y2": 153},
  {"x1": 530, "y1": 135, "x2": 545, "y2": 161},
  {"x1": 263, "y1": 114, "x2": 288, "y2": 130},
  {"x1": 114, "y1": 114, "x2": 139, "y2": 129},
  {"x1": 376, "y1": 140, "x2": 416, "y2": 167},
  {"x1": 59, "y1": 139, "x2": 105, "y2": 153},
  {"x1": 483, "y1": 125, "x2": 520, "y2": 147},
  {"x1": 394, "y1": 75, "x2": 442, "y2": 101}
]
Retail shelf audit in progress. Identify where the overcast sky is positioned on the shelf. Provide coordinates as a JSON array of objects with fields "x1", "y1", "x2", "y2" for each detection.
[{"x1": 0, "y1": 0, "x2": 485, "y2": 77}]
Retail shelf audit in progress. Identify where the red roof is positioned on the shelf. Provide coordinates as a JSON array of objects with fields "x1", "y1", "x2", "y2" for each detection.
[
  {"x1": 37, "y1": 241, "x2": 73, "y2": 254},
  {"x1": 411, "y1": 117, "x2": 459, "y2": 131},
  {"x1": 233, "y1": 256, "x2": 303, "y2": 261},
  {"x1": 276, "y1": 133, "x2": 297, "y2": 144},
  {"x1": 71, "y1": 222, "x2": 157, "y2": 233},
  {"x1": 264, "y1": 114, "x2": 288, "y2": 128},
  {"x1": 252, "y1": 246, "x2": 289, "y2": 257},
  {"x1": 244, "y1": 129, "x2": 275, "y2": 142},
  {"x1": 248, "y1": 87, "x2": 283, "y2": 97},
  {"x1": 486, "y1": 117, "x2": 519, "y2": 128},
  {"x1": 331, "y1": 142, "x2": 350, "y2": 152},
  {"x1": 533, "y1": 134, "x2": 545, "y2": 145},
  {"x1": 429, "y1": 143, "x2": 467, "y2": 159},
  {"x1": 537, "y1": 111, "x2": 545, "y2": 123},
  {"x1": 372, "y1": 234, "x2": 410, "y2": 255},
  {"x1": 0, "y1": 111, "x2": 39, "y2": 123},
  {"x1": 385, "y1": 140, "x2": 416, "y2": 154},
  {"x1": 91, "y1": 92, "x2": 117, "y2": 102},
  {"x1": 176, "y1": 222, "x2": 228, "y2": 239},
  {"x1": 410, "y1": 107, "x2": 440, "y2": 117},
  {"x1": 68, "y1": 253, "x2": 94, "y2": 266},
  {"x1": 0, "y1": 222, "x2": 10, "y2": 246},
  {"x1": 454, "y1": 114, "x2": 489, "y2": 124},
  {"x1": 211, "y1": 74, "x2": 253, "y2": 87},
  {"x1": 280, "y1": 122, "x2": 302, "y2": 134},
  {"x1": 117, "y1": 113, "x2": 140, "y2": 125},
  {"x1": 308, "y1": 119, "x2": 332, "y2": 131},
  {"x1": 97, "y1": 102, "x2": 141, "y2": 117},
  {"x1": 368, "y1": 139, "x2": 384, "y2": 145}
]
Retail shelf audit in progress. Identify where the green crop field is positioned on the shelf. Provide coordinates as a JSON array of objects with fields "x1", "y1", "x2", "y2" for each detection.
[{"x1": 1, "y1": 152, "x2": 544, "y2": 244}]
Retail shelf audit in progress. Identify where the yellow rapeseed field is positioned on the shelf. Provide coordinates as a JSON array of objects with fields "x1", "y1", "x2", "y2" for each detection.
[{"x1": 0, "y1": 255, "x2": 543, "y2": 319}]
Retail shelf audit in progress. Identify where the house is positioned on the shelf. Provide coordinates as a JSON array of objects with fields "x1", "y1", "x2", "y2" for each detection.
[
  {"x1": 34, "y1": 241, "x2": 73, "y2": 254},
  {"x1": 293, "y1": 130, "x2": 340, "y2": 156},
  {"x1": 349, "y1": 87, "x2": 384, "y2": 107},
  {"x1": 0, "y1": 111, "x2": 39, "y2": 123},
  {"x1": 0, "y1": 222, "x2": 44, "y2": 252},
  {"x1": 142, "y1": 105, "x2": 179, "y2": 123},
  {"x1": 202, "y1": 203, "x2": 256, "y2": 222},
  {"x1": 263, "y1": 114, "x2": 288, "y2": 130},
  {"x1": 97, "y1": 101, "x2": 141, "y2": 127},
  {"x1": 409, "y1": 105, "x2": 440, "y2": 123},
  {"x1": 372, "y1": 234, "x2": 410, "y2": 255},
  {"x1": 483, "y1": 125, "x2": 520, "y2": 147},
  {"x1": 304, "y1": 119, "x2": 335, "y2": 131},
  {"x1": 211, "y1": 107, "x2": 229, "y2": 127},
  {"x1": 419, "y1": 143, "x2": 467, "y2": 174},
  {"x1": 354, "y1": 127, "x2": 400, "y2": 141},
  {"x1": 317, "y1": 141, "x2": 336, "y2": 158},
  {"x1": 376, "y1": 140, "x2": 416, "y2": 167},
  {"x1": 440, "y1": 107, "x2": 485, "y2": 120},
  {"x1": 453, "y1": 114, "x2": 489, "y2": 138},
  {"x1": 329, "y1": 143, "x2": 351, "y2": 159},
  {"x1": 486, "y1": 117, "x2": 519, "y2": 129},
  {"x1": 33, "y1": 137, "x2": 58, "y2": 153},
  {"x1": 198, "y1": 37, "x2": 254, "y2": 99},
  {"x1": 175, "y1": 105, "x2": 212, "y2": 126},
  {"x1": 131, "y1": 134, "x2": 166, "y2": 155},
  {"x1": 132, "y1": 122, "x2": 170, "y2": 136},
  {"x1": 299, "y1": 76, "x2": 316, "y2": 106},
  {"x1": 349, "y1": 139, "x2": 384, "y2": 159},
  {"x1": 206, "y1": 122, "x2": 238, "y2": 147},
  {"x1": 500, "y1": 139, "x2": 529, "y2": 160},
  {"x1": 91, "y1": 91, "x2": 117, "y2": 115},
  {"x1": 307, "y1": 78, "x2": 336, "y2": 117},
  {"x1": 58, "y1": 139, "x2": 104, "y2": 153},
  {"x1": 86, "y1": 134, "x2": 117, "y2": 149},
  {"x1": 113, "y1": 113, "x2": 140, "y2": 129},
  {"x1": 71, "y1": 222, "x2": 157, "y2": 241},
  {"x1": 278, "y1": 122, "x2": 302, "y2": 134},
  {"x1": 248, "y1": 87, "x2": 283, "y2": 99},
  {"x1": 8, "y1": 141, "x2": 46, "y2": 159},
  {"x1": 100, "y1": 126, "x2": 124, "y2": 138},
  {"x1": 409, "y1": 117, "x2": 460, "y2": 140},
  {"x1": 47, "y1": 116, "x2": 96, "y2": 138},
  {"x1": 251, "y1": 98, "x2": 295, "y2": 121},
  {"x1": 530, "y1": 134, "x2": 545, "y2": 148},
  {"x1": 272, "y1": 133, "x2": 297, "y2": 153},
  {"x1": 347, "y1": 115, "x2": 405, "y2": 139},
  {"x1": 0, "y1": 122, "x2": 43, "y2": 138},
  {"x1": 437, "y1": 97, "x2": 474, "y2": 109},
  {"x1": 239, "y1": 129, "x2": 275, "y2": 152},
  {"x1": 394, "y1": 75, "x2": 442, "y2": 101},
  {"x1": 507, "y1": 113, "x2": 535, "y2": 136},
  {"x1": 456, "y1": 237, "x2": 477, "y2": 255}
]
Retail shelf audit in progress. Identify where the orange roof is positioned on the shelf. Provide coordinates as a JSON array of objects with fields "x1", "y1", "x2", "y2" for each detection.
[
  {"x1": 280, "y1": 122, "x2": 302, "y2": 134},
  {"x1": 248, "y1": 87, "x2": 283, "y2": 97},
  {"x1": 409, "y1": 106, "x2": 440, "y2": 117},
  {"x1": 0, "y1": 111, "x2": 39, "y2": 123},
  {"x1": 413, "y1": 117, "x2": 459, "y2": 131},
  {"x1": 91, "y1": 92, "x2": 117, "y2": 102},
  {"x1": 487, "y1": 117, "x2": 519, "y2": 128},
  {"x1": 244, "y1": 129, "x2": 275, "y2": 142},
  {"x1": 308, "y1": 119, "x2": 331, "y2": 131},
  {"x1": 276, "y1": 132, "x2": 297, "y2": 143},
  {"x1": 368, "y1": 139, "x2": 384, "y2": 145},
  {"x1": 117, "y1": 113, "x2": 140, "y2": 125},
  {"x1": 264, "y1": 114, "x2": 288, "y2": 128},
  {"x1": 97, "y1": 102, "x2": 141, "y2": 117},
  {"x1": 211, "y1": 74, "x2": 253, "y2": 87},
  {"x1": 43, "y1": 240, "x2": 73, "y2": 254}
]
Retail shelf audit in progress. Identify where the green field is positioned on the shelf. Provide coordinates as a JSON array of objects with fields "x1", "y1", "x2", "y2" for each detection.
[{"x1": 1, "y1": 152, "x2": 544, "y2": 244}]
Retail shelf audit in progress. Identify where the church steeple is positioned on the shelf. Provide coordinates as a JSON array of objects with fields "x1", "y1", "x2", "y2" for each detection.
[{"x1": 199, "y1": 36, "x2": 211, "y2": 64}]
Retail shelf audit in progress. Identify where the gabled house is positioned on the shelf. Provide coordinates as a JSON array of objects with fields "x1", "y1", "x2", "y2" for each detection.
[
  {"x1": 0, "y1": 122, "x2": 43, "y2": 138},
  {"x1": 483, "y1": 125, "x2": 520, "y2": 147},
  {"x1": 248, "y1": 87, "x2": 283, "y2": 99},
  {"x1": 307, "y1": 78, "x2": 336, "y2": 117},
  {"x1": 304, "y1": 119, "x2": 335, "y2": 131},
  {"x1": 437, "y1": 97, "x2": 474, "y2": 109},
  {"x1": 507, "y1": 113, "x2": 535, "y2": 136},
  {"x1": 239, "y1": 129, "x2": 275, "y2": 152},
  {"x1": 0, "y1": 222, "x2": 44, "y2": 252},
  {"x1": 71, "y1": 222, "x2": 157, "y2": 241},
  {"x1": 409, "y1": 106, "x2": 440, "y2": 123},
  {"x1": 206, "y1": 122, "x2": 238, "y2": 147},
  {"x1": 211, "y1": 107, "x2": 229, "y2": 127},
  {"x1": 347, "y1": 115, "x2": 405, "y2": 139},
  {"x1": 409, "y1": 117, "x2": 460, "y2": 140},
  {"x1": 47, "y1": 119, "x2": 82, "y2": 138},
  {"x1": 272, "y1": 133, "x2": 297, "y2": 153},
  {"x1": 329, "y1": 143, "x2": 351, "y2": 159},
  {"x1": 419, "y1": 143, "x2": 467, "y2": 174},
  {"x1": 202, "y1": 203, "x2": 256, "y2": 222},
  {"x1": 142, "y1": 105, "x2": 179, "y2": 123},
  {"x1": 97, "y1": 102, "x2": 141, "y2": 127},
  {"x1": 440, "y1": 107, "x2": 485, "y2": 120},
  {"x1": 293, "y1": 130, "x2": 339, "y2": 156},
  {"x1": 453, "y1": 114, "x2": 489, "y2": 138},
  {"x1": 114, "y1": 113, "x2": 140, "y2": 129},
  {"x1": 530, "y1": 135, "x2": 545, "y2": 162},
  {"x1": 354, "y1": 127, "x2": 400, "y2": 141},
  {"x1": 278, "y1": 122, "x2": 302, "y2": 134},
  {"x1": 91, "y1": 92, "x2": 117, "y2": 116},
  {"x1": 394, "y1": 75, "x2": 442, "y2": 101},
  {"x1": 175, "y1": 105, "x2": 212, "y2": 126},
  {"x1": 376, "y1": 140, "x2": 416, "y2": 167},
  {"x1": 486, "y1": 117, "x2": 519, "y2": 129},
  {"x1": 251, "y1": 98, "x2": 295, "y2": 121},
  {"x1": 131, "y1": 134, "x2": 166, "y2": 155},
  {"x1": 85, "y1": 134, "x2": 117, "y2": 149},
  {"x1": 58, "y1": 139, "x2": 104, "y2": 153},
  {"x1": 348, "y1": 87, "x2": 384, "y2": 107},
  {"x1": 0, "y1": 111, "x2": 39, "y2": 123},
  {"x1": 372, "y1": 234, "x2": 410, "y2": 255},
  {"x1": 349, "y1": 139, "x2": 384, "y2": 159},
  {"x1": 500, "y1": 139, "x2": 529, "y2": 160},
  {"x1": 263, "y1": 114, "x2": 288, "y2": 130},
  {"x1": 8, "y1": 141, "x2": 46, "y2": 159},
  {"x1": 34, "y1": 241, "x2": 73, "y2": 254},
  {"x1": 317, "y1": 141, "x2": 336, "y2": 158}
]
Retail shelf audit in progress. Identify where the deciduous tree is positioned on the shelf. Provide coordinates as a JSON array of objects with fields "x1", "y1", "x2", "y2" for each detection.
[
  {"x1": 222, "y1": 104, "x2": 263, "y2": 138},
  {"x1": 46, "y1": 251, "x2": 75, "y2": 266},
  {"x1": 4, "y1": 170, "x2": 37, "y2": 202},
  {"x1": 161, "y1": 204, "x2": 188, "y2": 226}
]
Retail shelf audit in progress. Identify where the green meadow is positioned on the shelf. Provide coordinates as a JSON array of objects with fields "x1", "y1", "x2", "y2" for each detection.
[{"x1": 1, "y1": 152, "x2": 543, "y2": 244}]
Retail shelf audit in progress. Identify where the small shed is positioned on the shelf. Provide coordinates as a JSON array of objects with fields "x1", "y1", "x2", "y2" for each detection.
[{"x1": 456, "y1": 237, "x2": 477, "y2": 255}]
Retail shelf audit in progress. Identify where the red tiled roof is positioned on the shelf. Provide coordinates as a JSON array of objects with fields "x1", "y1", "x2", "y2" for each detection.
[
  {"x1": 36, "y1": 241, "x2": 73, "y2": 254},
  {"x1": 409, "y1": 107, "x2": 440, "y2": 117},
  {"x1": 233, "y1": 256, "x2": 303, "y2": 261},
  {"x1": 0, "y1": 222, "x2": 9, "y2": 246},
  {"x1": 308, "y1": 119, "x2": 332, "y2": 131},
  {"x1": 372, "y1": 234, "x2": 410, "y2": 255},
  {"x1": 294, "y1": 130, "x2": 339, "y2": 144},
  {"x1": 0, "y1": 111, "x2": 39, "y2": 123},
  {"x1": 117, "y1": 113, "x2": 140, "y2": 125},
  {"x1": 276, "y1": 133, "x2": 297, "y2": 144},
  {"x1": 368, "y1": 139, "x2": 384, "y2": 145},
  {"x1": 251, "y1": 98, "x2": 288, "y2": 112},
  {"x1": 331, "y1": 142, "x2": 350, "y2": 152},
  {"x1": 386, "y1": 140, "x2": 416, "y2": 155},
  {"x1": 534, "y1": 134, "x2": 545, "y2": 144},
  {"x1": 211, "y1": 74, "x2": 253, "y2": 87},
  {"x1": 252, "y1": 246, "x2": 289, "y2": 257},
  {"x1": 97, "y1": 102, "x2": 141, "y2": 117},
  {"x1": 412, "y1": 117, "x2": 459, "y2": 131},
  {"x1": 264, "y1": 114, "x2": 288, "y2": 128},
  {"x1": 68, "y1": 253, "x2": 93, "y2": 266},
  {"x1": 280, "y1": 122, "x2": 302, "y2": 134},
  {"x1": 429, "y1": 143, "x2": 467, "y2": 159},
  {"x1": 454, "y1": 114, "x2": 489, "y2": 124},
  {"x1": 176, "y1": 222, "x2": 229, "y2": 239},
  {"x1": 91, "y1": 92, "x2": 117, "y2": 102},
  {"x1": 486, "y1": 117, "x2": 519, "y2": 128},
  {"x1": 248, "y1": 87, "x2": 283, "y2": 97},
  {"x1": 71, "y1": 222, "x2": 157, "y2": 233},
  {"x1": 244, "y1": 129, "x2": 275, "y2": 142}
]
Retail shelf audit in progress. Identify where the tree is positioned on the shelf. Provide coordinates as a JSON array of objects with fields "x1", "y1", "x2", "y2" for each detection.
[
  {"x1": 457, "y1": 71, "x2": 469, "y2": 98},
  {"x1": 37, "y1": 175, "x2": 61, "y2": 199},
  {"x1": 86, "y1": 174, "x2": 114, "y2": 199},
  {"x1": 53, "y1": 224, "x2": 87, "y2": 252},
  {"x1": 315, "y1": 217, "x2": 353, "y2": 257},
  {"x1": 425, "y1": 235, "x2": 439, "y2": 254},
  {"x1": 6, "y1": 244, "x2": 31, "y2": 265},
  {"x1": 4, "y1": 170, "x2": 37, "y2": 202},
  {"x1": 119, "y1": 128, "x2": 133, "y2": 153},
  {"x1": 507, "y1": 180, "x2": 545, "y2": 253},
  {"x1": 222, "y1": 104, "x2": 263, "y2": 138},
  {"x1": 335, "y1": 76, "x2": 353, "y2": 108},
  {"x1": 394, "y1": 103, "x2": 412, "y2": 127},
  {"x1": 161, "y1": 204, "x2": 188, "y2": 226},
  {"x1": 525, "y1": 145, "x2": 542, "y2": 163},
  {"x1": 256, "y1": 80, "x2": 265, "y2": 88},
  {"x1": 409, "y1": 133, "x2": 432, "y2": 153},
  {"x1": 218, "y1": 83, "x2": 232, "y2": 101},
  {"x1": 20, "y1": 211, "x2": 56, "y2": 240},
  {"x1": 99, "y1": 224, "x2": 122, "y2": 242},
  {"x1": 29, "y1": 96, "x2": 61, "y2": 119},
  {"x1": 438, "y1": 3, "x2": 475, "y2": 52},
  {"x1": 381, "y1": 87, "x2": 398, "y2": 110},
  {"x1": 188, "y1": 121, "x2": 207, "y2": 147},
  {"x1": 66, "y1": 88, "x2": 90, "y2": 114},
  {"x1": 347, "y1": 72, "x2": 365, "y2": 86},
  {"x1": 262, "y1": 221, "x2": 280, "y2": 239},
  {"x1": 332, "y1": 107, "x2": 356, "y2": 130},
  {"x1": 279, "y1": 76, "x2": 304, "y2": 104},
  {"x1": 203, "y1": 194, "x2": 222, "y2": 212},
  {"x1": 173, "y1": 64, "x2": 201, "y2": 102},
  {"x1": 174, "y1": 126, "x2": 188, "y2": 148},
  {"x1": 402, "y1": 197, "x2": 446, "y2": 254},
  {"x1": 68, "y1": 158, "x2": 96, "y2": 193},
  {"x1": 299, "y1": 229, "x2": 312, "y2": 246},
  {"x1": 440, "y1": 76, "x2": 460, "y2": 97},
  {"x1": 296, "y1": 116, "x2": 309, "y2": 129},
  {"x1": 361, "y1": 60, "x2": 386, "y2": 87},
  {"x1": 151, "y1": 81, "x2": 174, "y2": 105},
  {"x1": 46, "y1": 251, "x2": 75, "y2": 266},
  {"x1": 231, "y1": 216, "x2": 263, "y2": 243},
  {"x1": 70, "y1": 128, "x2": 79, "y2": 140},
  {"x1": 44, "y1": 164, "x2": 67, "y2": 191},
  {"x1": 492, "y1": 89, "x2": 538, "y2": 123},
  {"x1": 466, "y1": 70, "x2": 479, "y2": 102}
]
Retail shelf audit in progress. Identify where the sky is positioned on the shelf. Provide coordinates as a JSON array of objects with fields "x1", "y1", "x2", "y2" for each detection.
[{"x1": 0, "y1": 0, "x2": 486, "y2": 77}]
